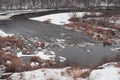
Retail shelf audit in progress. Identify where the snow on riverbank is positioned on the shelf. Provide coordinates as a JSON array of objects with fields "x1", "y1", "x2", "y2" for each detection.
[
  {"x1": 8, "y1": 67, "x2": 72, "y2": 80},
  {"x1": 30, "y1": 12, "x2": 102, "y2": 25},
  {"x1": 111, "y1": 47, "x2": 120, "y2": 52},
  {"x1": 89, "y1": 67, "x2": 120, "y2": 80},
  {"x1": 8, "y1": 62, "x2": 120, "y2": 80},
  {"x1": 0, "y1": 30, "x2": 14, "y2": 37},
  {"x1": 17, "y1": 50, "x2": 56, "y2": 61},
  {"x1": 89, "y1": 62, "x2": 120, "y2": 80}
]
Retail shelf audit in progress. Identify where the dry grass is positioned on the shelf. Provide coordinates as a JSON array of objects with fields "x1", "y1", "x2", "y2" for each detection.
[
  {"x1": 0, "y1": 50, "x2": 34, "y2": 72},
  {"x1": 0, "y1": 36, "x2": 24, "y2": 48},
  {"x1": 3, "y1": 53, "x2": 24, "y2": 72},
  {"x1": 30, "y1": 56, "x2": 42, "y2": 63},
  {"x1": 68, "y1": 67, "x2": 82, "y2": 79},
  {"x1": 43, "y1": 19, "x2": 51, "y2": 24},
  {"x1": 47, "y1": 77, "x2": 55, "y2": 80},
  {"x1": 67, "y1": 21, "x2": 117, "y2": 46},
  {"x1": 65, "y1": 64, "x2": 100, "y2": 79}
]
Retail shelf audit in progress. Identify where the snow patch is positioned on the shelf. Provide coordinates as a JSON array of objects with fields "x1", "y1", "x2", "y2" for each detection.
[
  {"x1": 0, "y1": 30, "x2": 14, "y2": 37},
  {"x1": 89, "y1": 67, "x2": 120, "y2": 80},
  {"x1": 111, "y1": 47, "x2": 120, "y2": 52},
  {"x1": 30, "y1": 12, "x2": 102, "y2": 25},
  {"x1": 58, "y1": 56, "x2": 67, "y2": 62},
  {"x1": 30, "y1": 62, "x2": 39, "y2": 67},
  {"x1": 17, "y1": 50, "x2": 56, "y2": 61}
]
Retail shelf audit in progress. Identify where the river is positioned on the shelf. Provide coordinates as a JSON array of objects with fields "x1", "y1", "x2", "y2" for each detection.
[{"x1": 0, "y1": 11, "x2": 120, "y2": 68}]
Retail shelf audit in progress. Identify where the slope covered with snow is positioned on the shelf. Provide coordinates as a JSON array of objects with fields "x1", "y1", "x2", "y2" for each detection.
[{"x1": 8, "y1": 62, "x2": 120, "y2": 80}]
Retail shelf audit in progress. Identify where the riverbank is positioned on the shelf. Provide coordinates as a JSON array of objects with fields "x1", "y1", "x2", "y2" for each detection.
[{"x1": 0, "y1": 9, "x2": 120, "y2": 80}]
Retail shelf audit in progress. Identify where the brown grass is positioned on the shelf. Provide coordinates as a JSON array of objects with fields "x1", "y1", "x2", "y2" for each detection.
[
  {"x1": 43, "y1": 19, "x2": 51, "y2": 24},
  {"x1": 0, "y1": 36, "x2": 24, "y2": 49},
  {"x1": 67, "y1": 21, "x2": 116, "y2": 46},
  {"x1": 67, "y1": 67, "x2": 82, "y2": 79},
  {"x1": 3, "y1": 53, "x2": 24, "y2": 72},
  {"x1": 47, "y1": 77, "x2": 55, "y2": 80},
  {"x1": 30, "y1": 56, "x2": 42, "y2": 62}
]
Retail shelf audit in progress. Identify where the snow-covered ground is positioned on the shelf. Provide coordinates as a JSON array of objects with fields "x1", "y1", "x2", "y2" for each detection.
[
  {"x1": 89, "y1": 62, "x2": 120, "y2": 80},
  {"x1": 89, "y1": 67, "x2": 120, "y2": 80},
  {"x1": 30, "y1": 12, "x2": 102, "y2": 25},
  {"x1": 7, "y1": 62, "x2": 120, "y2": 80}
]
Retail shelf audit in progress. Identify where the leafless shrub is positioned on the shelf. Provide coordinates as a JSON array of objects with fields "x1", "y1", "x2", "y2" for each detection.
[{"x1": 67, "y1": 67, "x2": 82, "y2": 79}]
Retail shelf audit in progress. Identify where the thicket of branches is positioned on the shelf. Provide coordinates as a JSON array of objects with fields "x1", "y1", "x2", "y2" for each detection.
[{"x1": 0, "y1": 0, "x2": 120, "y2": 10}]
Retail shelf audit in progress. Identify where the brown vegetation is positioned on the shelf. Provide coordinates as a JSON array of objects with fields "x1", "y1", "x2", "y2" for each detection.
[
  {"x1": 2, "y1": 53, "x2": 25, "y2": 72},
  {"x1": 35, "y1": 41, "x2": 45, "y2": 49},
  {"x1": 0, "y1": 36, "x2": 24, "y2": 48},
  {"x1": 43, "y1": 19, "x2": 51, "y2": 24},
  {"x1": 66, "y1": 67, "x2": 91, "y2": 80},
  {"x1": 30, "y1": 56, "x2": 42, "y2": 64},
  {"x1": 67, "y1": 21, "x2": 118, "y2": 46},
  {"x1": 30, "y1": 56, "x2": 54, "y2": 68}
]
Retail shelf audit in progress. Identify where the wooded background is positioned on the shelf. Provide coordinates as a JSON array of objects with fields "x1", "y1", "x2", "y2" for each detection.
[{"x1": 0, "y1": 0, "x2": 120, "y2": 10}]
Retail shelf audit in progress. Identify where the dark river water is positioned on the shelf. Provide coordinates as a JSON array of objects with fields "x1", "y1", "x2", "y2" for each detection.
[
  {"x1": 0, "y1": 15, "x2": 120, "y2": 68},
  {"x1": 52, "y1": 45, "x2": 120, "y2": 68}
]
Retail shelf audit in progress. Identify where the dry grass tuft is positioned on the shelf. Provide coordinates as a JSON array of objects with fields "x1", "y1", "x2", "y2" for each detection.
[
  {"x1": 47, "y1": 77, "x2": 55, "y2": 80},
  {"x1": 70, "y1": 67, "x2": 82, "y2": 79},
  {"x1": 43, "y1": 19, "x2": 51, "y2": 24}
]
